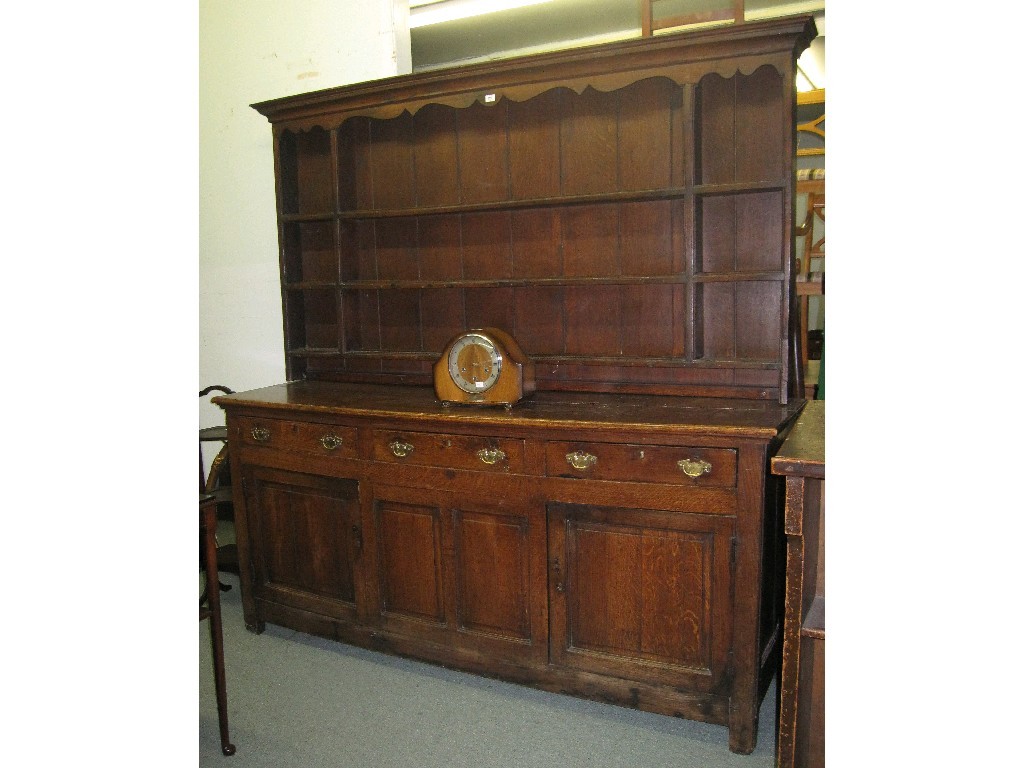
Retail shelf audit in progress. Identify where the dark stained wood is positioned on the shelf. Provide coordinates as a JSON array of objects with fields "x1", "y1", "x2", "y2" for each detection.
[
  {"x1": 451, "y1": 506, "x2": 532, "y2": 640},
  {"x1": 227, "y1": 16, "x2": 816, "y2": 757},
  {"x1": 242, "y1": 466, "x2": 360, "y2": 617},
  {"x1": 217, "y1": 382, "x2": 803, "y2": 753},
  {"x1": 368, "y1": 112, "x2": 414, "y2": 210},
  {"x1": 261, "y1": 17, "x2": 814, "y2": 401},
  {"x1": 463, "y1": 212, "x2": 512, "y2": 279},
  {"x1": 200, "y1": 495, "x2": 236, "y2": 756},
  {"x1": 416, "y1": 215, "x2": 462, "y2": 281},
  {"x1": 457, "y1": 100, "x2": 509, "y2": 204},
  {"x1": 562, "y1": 86, "x2": 618, "y2": 196},
  {"x1": 544, "y1": 440, "x2": 736, "y2": 487},
  {"x1": 771, "y1": 400, "x2": 825, "y2": 768},
  {"x1": 508, "y1": 88, "x2": 563, "y2": 200},
  {"x1": 549, "y1": 502, "x2": 733, "y2": 688},
  {"x1": 375, "y1": 496, "x2": 445, "y2": 623},
  {"x1": 218, "y1": 381, "x2": 800, "y2": 438},
  {"x1": 412, "y1": 104, "x2": 459, "y2": 208}
]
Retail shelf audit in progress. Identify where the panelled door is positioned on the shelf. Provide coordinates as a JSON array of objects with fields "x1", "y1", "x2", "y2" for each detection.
[
  {"x1": 367, "y1": 483, "x2": 548, "y2": 664},
  {"x1": 243, "y1": 465, "x2": 362, "y2": 621},
  {"x1": 548, "y1": 502, "x2": 735, "y2": 692}
]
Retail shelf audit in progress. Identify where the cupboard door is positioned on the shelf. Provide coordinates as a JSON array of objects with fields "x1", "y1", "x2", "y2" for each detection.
[
  {"x1": 244, "y1": 466, "x2": 361, "y2": 621},
  {"x1": 370, "y1": 486, "x2": 448, "y2": 637},
  {"x1": 368, "y1": 484, "x2": 547, "y2": 662},
  {"x1": 450, "y1": 503, "x2": 548, "y2": 663},
  {"x1": 548, "y1": 502, "x2": 734, "y2": 691}
]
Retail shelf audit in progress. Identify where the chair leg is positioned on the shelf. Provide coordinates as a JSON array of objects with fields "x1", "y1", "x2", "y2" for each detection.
[{"x1": 201, "y1": 500, "x2": 236, "y2": 756}]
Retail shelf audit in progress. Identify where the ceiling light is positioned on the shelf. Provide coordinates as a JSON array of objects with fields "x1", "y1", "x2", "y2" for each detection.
[{"x1": 409, "y1": 0, "x2": 556, "y2": 29}]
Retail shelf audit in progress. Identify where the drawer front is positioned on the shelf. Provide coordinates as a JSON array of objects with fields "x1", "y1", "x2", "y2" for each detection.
[
  {"x1": 235, "y1": 416, "x2": 359, "y2": 459},
  {"x1": 373, "y1": 430, "x2": 525, "y2": 473},
  {"x1": 546, "y1": 442, "x2": 737, "y2": 488}
]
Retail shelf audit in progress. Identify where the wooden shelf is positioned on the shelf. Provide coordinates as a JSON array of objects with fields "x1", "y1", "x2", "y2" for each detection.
[
  {"x1": 283, "y1": 273, "x2": 786, "y2": 291},
  {"x1": 262, "y1": 17, "x2": 812, "y2": 401},
  {"x1": 279, "y1": 181, "x2": 787, "y2": 223},
  {"x1": 290, "y1": 348, "x2": 784, "y2": 367}
]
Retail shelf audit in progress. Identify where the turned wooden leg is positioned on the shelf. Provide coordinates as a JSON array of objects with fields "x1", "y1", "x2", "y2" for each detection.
[{"x1": 201, "y1": 499, "x2": 236, "y2": 756}]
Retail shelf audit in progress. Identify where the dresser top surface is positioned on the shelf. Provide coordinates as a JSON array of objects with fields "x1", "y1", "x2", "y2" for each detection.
[{"x1": 215, "y1": 381, "x2": 803, "y2": 439}]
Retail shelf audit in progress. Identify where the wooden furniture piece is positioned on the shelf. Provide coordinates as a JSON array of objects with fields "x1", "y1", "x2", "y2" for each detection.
[
  {"x1": 200, "y1": 493, "x2": 236, "y2": 757},
  {"x1": 200, "y1": 385, "x2": 234, "y2": 493},
  {"x1": 641, "y1": 1, "x2": 746, "y2": 37},
  {"x1": 218, "y1": 16, "x2": 816, "y2": 755},
  {"x1": 251, "y1": 16, "x2": 813, "y2": 403},
  {"x1": 771, "y1": 401, "x2": 824, "y2": 768},
  {"x1": 200, "y1": 385, "x2": 239, "y2": 584},
  {"x1": 217, "y1": 382, "x2": 802, "y2": 754}
]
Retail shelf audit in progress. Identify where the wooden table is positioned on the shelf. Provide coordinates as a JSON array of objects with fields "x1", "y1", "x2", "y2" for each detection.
[{"x1": 771, "y1": 400, "x2": 824, "y2": 767}]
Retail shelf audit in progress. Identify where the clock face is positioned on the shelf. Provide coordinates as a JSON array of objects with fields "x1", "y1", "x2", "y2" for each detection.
[{"x1": 448, "y1": 332, "x2": 503, "y2": 394}]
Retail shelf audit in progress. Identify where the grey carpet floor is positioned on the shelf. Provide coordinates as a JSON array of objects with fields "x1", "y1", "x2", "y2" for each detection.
[{"x1": 200, "y1": 570, "x2": 777, "y2": 767}]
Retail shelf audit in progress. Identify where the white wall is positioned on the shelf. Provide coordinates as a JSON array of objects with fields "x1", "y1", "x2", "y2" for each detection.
[{"x1": 199, "y1": 0, "x2": 410, "y2": 434}]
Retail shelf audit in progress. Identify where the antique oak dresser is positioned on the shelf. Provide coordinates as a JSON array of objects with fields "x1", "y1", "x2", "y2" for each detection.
[{"x1": 216, "y1": 16, "x2": 816, "y2": 754}]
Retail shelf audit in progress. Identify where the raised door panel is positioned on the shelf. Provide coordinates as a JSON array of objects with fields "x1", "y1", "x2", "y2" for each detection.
[
  {"x1": 244, "y1": 466, "x2": 360, "y2": 620},
  {"x1": 373, "y1": 493, "x2": 447, "y2": 628},
  {"x1": 549, "y1": 502, "x2": 734, "y2": 691},
  {"x1": 368, "y1": 484, "x2": 548, "y2": 662},
  {"x1": 450, "y1": 504, "x2": 548, "y2": 662}
]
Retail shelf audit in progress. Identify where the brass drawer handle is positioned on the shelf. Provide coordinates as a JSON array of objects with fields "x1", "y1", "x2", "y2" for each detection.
[
  {"x1": 251, "y1": 426, "x2": 271, "y2": 442},
  {"x1": 389, "y1": 440, "x2": 414, "y2": 458},
  {"x1": 678, "y1": 458, "x2": 712, "y2": 478},
  {"x1": 320, "y1": 433, "x2": 343, "y2": 451},
  {"x1": 566, "y1": 451, "x2": 597, "y2": 471},
  {"x1": 476, "y1": 447, "x2": 506, "y2": 465}
]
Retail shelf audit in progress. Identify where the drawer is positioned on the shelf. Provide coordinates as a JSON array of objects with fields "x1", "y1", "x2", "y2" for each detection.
[
  {"x1": 235, "y1": 416, "x2": 359, "y2": 459},
  {"x1": 373, "y1": 430, "x2": 525, "y2": 473},
  {"x1": 546, "y1": 442, "x2": 737, "y2": 488}
]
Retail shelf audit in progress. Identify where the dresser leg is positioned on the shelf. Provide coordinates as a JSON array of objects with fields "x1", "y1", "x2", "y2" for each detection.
[
  {"x1": 728, "y1": 703, "x2": 758, "y2": 754},
  {"x1": 245, "y1": 618, "x2": 266, "y2": 634}
]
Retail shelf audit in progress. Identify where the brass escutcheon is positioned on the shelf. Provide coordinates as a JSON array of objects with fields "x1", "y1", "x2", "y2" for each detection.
[
  {"x1": 389, "y1": 440, "x2": 414, "y2": 458},
  {"x1": 476, "y1": 447, "x2": 506, "y2": 465},
  {"x1": 566, "y1": 451, "x2": 597, "y2": 471},
  {"x1": 677, "y1": 457, "x2": 712, "y2": 478},
  {"x1": 320, "y1": 434, "x2": 343, "y2": 451},
  {"x1": 251, "y1": 426, "x2": 270, "y2": 442}
]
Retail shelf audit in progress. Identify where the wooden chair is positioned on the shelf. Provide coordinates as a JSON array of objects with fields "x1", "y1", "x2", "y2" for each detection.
[
  {"x1": 200, "y1": 386, "x2": 238, "y2": 588},
  {"x1": 200, "y1": 385, "x2": 233, "y2": 495},
  {"x1": 201, "y1": 493, "x2": 236, "y2": 756}
]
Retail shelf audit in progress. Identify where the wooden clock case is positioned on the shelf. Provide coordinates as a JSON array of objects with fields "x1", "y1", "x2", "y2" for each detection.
[{"x1": 434, "y1": 328, "x2": 536, "y2": 407}]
